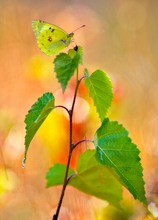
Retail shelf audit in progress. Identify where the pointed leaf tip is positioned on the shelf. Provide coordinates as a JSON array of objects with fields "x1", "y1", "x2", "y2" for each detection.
[
  {"x1": 94, "y1": 118, "x2": 147, "y2": 204},
  {"x1": 54, "y1": 47, "x2": 82, "y2": 92},
  {"x1": 84, "y1": 70, "x2": 113, "y2": 122},
  {"x1": 24, "y1": 92, "x2": 55, "y2": 162}
]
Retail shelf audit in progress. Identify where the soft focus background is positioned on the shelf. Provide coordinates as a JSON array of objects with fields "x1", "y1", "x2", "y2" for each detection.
[{"x1": 0, "y1": 0, "x2": 158, "y2": 219}]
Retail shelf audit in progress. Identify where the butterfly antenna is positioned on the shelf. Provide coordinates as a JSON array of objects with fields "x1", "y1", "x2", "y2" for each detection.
[{"x1": 72, "y1": 25, "x2": 86, "y2": 33}]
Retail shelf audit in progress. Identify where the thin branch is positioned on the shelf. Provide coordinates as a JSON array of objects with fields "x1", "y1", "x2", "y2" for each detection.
[
  {"x1": 73, "y1": 139, "x2": 94, "y2": 150},
  {"x1": 71, "y1": 76, "x2": 85, "y2": 114},
  {"x1": 52, "y1": 148, "x2": 73, "y2": 220},
  {"x1": 76, "y1": 65, "x2": 79, "y2": 84},
  {"x1": 53, "y1": 69, "x2": 85, "y2": 220},
  {"x1": 54, "y1": 105, "x2": 70, "y2": 115}
]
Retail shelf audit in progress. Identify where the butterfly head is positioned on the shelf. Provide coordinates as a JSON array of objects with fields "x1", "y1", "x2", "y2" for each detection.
[{"x1": 68, "y1": 32, "x2": 74, "y2": 38}]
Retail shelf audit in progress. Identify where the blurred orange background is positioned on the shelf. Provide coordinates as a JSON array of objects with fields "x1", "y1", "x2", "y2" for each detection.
[{"x1": 0, "y1": 0, "x2": 158, "y2": 219}]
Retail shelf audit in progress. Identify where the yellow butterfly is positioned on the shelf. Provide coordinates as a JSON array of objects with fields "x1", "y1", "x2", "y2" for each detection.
[{"x1": 32, "y1": 20, "x2": 84, "y2": 55}]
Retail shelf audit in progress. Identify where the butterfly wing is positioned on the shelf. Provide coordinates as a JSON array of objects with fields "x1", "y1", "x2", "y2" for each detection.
[{"x1": 32, "y1": 20, "x2": 74, "y2": 55}]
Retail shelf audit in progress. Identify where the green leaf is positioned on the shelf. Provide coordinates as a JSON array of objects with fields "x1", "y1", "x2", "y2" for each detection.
[
  {"x1": 94, "y1": 118, "x2": 147, "y2": 204},
  {"x1": 54, "y1": 47, "x2": 81, "y2": 92},
  {"x1": 46, "y1": 164, "x2": 75, "y2": 187},
  {"x1": 84, "y1": 69, "x2": 113, "y2": 122},
  {"x1": 69, "y1": 46, "x2": 83, "y2": 64},
  {"x1": 70, "y1": 150, "x2": 122, "y2": 207},
  {"x1": 46, "y1": 150, "x2": 122, "y2": 207},
  {"x1": 24, "y1": 92, "x2": 55, "y2": 163}
]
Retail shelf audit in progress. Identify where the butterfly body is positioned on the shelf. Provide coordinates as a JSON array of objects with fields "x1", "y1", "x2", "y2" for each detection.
[{"x1": 32, "y1": 20, "x2": 74, "y2": 55}]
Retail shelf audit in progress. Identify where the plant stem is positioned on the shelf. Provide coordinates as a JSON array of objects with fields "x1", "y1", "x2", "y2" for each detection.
[
  {"x1": 73, "y1": 139, "x2": 94, "y2": 150},
  {"x1": 71, "y1": 76, "x2": 85, "y2": 114},
  {"x1": 76, "y1": 65, "x2": 79, "y2": 84},
  {"x1": 53, "y1": 74, "x2": 84, "y2": 220},
  {"x1": 52, "y1": 146, "x2": 72, "y2": 220},
  {"x1": 54, "y1": 105, "x2": 69, "y2": 115}
]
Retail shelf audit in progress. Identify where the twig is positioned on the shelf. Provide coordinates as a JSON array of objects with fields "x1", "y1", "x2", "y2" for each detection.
[{"x1": 52, "y1": 74, "x2": 84, "y2": 219}]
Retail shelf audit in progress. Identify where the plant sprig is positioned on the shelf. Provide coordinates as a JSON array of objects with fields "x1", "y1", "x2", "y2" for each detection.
[{"x1": 23, "y1": 22, "x2": 147, "y2": 219}]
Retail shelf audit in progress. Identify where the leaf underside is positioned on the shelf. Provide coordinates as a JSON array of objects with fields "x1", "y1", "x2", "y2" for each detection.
[
  {"x1": 84, "y1": 69, "x2": 113, "y2": 122},
  {"x1": 94, "y1": 118, "x2": 147, "y2": 204}
]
